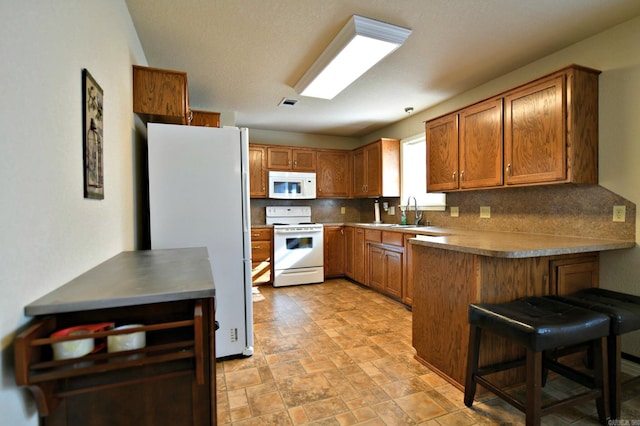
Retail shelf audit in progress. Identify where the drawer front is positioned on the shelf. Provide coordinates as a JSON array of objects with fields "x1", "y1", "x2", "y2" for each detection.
[
  {"x1": 382, "y1": 231, "x2": 404, "y2": 247},
  {"x1": 251, "y1": 228, "x2": 272, "y2": 241},
  {"x1": 251, "y1": 241, "x2": 271, "y2": 260},
  {"x1": 364, "y1": 229, "x2": 382, "y2": 242}
]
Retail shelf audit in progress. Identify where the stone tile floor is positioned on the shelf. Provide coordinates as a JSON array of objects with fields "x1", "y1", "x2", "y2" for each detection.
[{"x1": 216, "y1": 279, "x2": 640, "y2": 425}]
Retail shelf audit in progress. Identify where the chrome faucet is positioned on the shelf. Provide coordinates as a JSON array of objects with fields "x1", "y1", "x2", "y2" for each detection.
[{"x1": 407, "y1": 196, "x2": 423, "y2": 226}]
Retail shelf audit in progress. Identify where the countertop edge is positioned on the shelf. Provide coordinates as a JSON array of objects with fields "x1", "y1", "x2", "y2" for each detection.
[
  {"x1": 408, "y1": 236, "x2": 635, "y2": 258},
  {"x1": 25, "y1": 288, "x2": 216, "y2": 316},
  {"x1": 252, "y1": 222, "x2": 636, "y2": 258}
]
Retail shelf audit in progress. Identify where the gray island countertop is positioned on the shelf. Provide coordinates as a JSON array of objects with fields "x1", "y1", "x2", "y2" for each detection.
[{"x1": 25, "y1": 248, "x2": 215, "y2": 316}]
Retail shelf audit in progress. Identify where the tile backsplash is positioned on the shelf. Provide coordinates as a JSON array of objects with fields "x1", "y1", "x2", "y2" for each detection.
[
  {"x1": 250, "y1": 184, "x2": 635, "y2": 241},
  {"x1": 426, "y1": 184, "x2": 635, "y2": 240}
]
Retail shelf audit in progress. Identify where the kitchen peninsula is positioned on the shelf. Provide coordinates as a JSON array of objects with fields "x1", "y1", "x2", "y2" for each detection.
[
  {"x1": 14, "y1": 248, "x2": 217, "y2": 426},
  {"x1": 409, "y1": 229, "x2": 635, "y2": 391}
]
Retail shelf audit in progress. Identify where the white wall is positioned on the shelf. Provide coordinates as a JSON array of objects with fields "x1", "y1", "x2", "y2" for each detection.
[
  {"x1": 0, "y1": 1, "x2": 146, "y2": 424},
  {"x1": 250, "y1": 128, "x2": 360, "y2": 150},
  {"x1": 365, "y1": 17, "x2": 640, "y2": 355}
]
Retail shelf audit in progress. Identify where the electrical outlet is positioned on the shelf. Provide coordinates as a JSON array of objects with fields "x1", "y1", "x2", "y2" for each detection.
[
  {"x1": 340, "y1": 207, "x2": 346, "y2": 215},
  {"x1": 480, "y1": 206, "x2": 491, "y2": 219},
  {"x1": 389, "y1": 206, "x2": 395, "y2": 215},
  {"x1": 450, "y1": 206, "x2": 459, "y2": 217},
  {"x1": 613, "y1": 205, "x2": 626, "y2": 222}
]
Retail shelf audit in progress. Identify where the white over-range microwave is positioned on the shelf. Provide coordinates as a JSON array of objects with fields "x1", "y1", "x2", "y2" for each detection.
[{"x1": 268, "y1": 171, "x2": 316, "y2": 199}]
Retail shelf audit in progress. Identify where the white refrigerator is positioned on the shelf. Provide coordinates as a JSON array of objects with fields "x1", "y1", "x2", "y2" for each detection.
[{"x1": 147, "y1": 122, "x2": 254, "y2": 359}]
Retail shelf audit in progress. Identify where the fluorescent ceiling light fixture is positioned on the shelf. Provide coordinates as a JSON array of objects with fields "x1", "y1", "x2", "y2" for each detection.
[{"x1": 294, "y1": 15, "x2": 411, "y2": 100}]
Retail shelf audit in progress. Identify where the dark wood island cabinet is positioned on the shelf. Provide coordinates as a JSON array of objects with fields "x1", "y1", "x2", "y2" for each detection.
[{"x1": 14, "y1": 248, "x2": 217, "y2": 426}]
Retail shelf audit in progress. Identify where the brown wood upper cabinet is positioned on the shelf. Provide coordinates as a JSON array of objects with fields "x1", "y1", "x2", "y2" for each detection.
[
  {"x1": 189, "y1": 109, "x2": 220, "y2": 127},
  {"x1": 425, "y1": 114, "x2": 459, "y2": 192},
  {"x1": 426, "y1": 65, "x2": 600, "y2": 192},
  {"x1": 459, "y1": 98, "x2": 503, "y2": 189},
  {"x1": 426, "y1": 99, "x2": 503, "y2": 191},
  {"x1": 249, "y1": 144, "x2": 268, "y2": 198},
  {"x1": 133, "y1": 65, "x2": 190, "y2": 125},
  {"x1": 316, "y1": 150, "x2": 350, "y2": 198},
  {"x1": 267, "y1": 147, "x2": 316, "y2": 171},
  {"x1": 505, "y1": 68, "x2": 599, "y2": 185},
  {"x1": 352, "y1": 138, "x2": 400, "y2": 198}
]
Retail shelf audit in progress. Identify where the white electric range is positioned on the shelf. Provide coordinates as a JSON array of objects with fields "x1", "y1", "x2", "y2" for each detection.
[{"x1": 265, "y1": 206, "x2": 324, "y2": 287}]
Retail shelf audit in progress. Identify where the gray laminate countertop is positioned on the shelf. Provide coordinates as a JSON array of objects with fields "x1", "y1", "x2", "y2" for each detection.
[
  {"x1": 406, "y1": 228, "x2": 635, "y2": 258},
  {"x1": 25, "y1": 248, "x2": 215, "y2": 316}
]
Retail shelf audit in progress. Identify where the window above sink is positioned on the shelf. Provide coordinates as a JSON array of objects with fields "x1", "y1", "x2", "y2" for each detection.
[{"x1": 401, "y1": 134, "x2": 447, "y2": 211}]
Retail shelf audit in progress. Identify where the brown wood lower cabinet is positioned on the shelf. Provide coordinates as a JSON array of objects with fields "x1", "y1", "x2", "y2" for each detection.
[
  {"x1": 342, "y1": 226, "x2": 413, "y2": 306},
  {"x1": 15, "y1": 299, "x2": 216, "y2": 426},
  {"x1": 550, "y1": 253, "x2": 599, "y2": 295},
  {"x1": 251, "y1": 227, "x2": 272, "y2": 285},
  {"x1": 368, "y1": 243, "x2": 403, "y2": 299},
  {"x1": 324, "y1": 226, "x2": 345, "y2": 278},
  {"x1": 402, "y1": 234, "x2": 416, "y2": 306},
  {"x1": 368, "y1": 244, "x2": 385, "y2": 291},
  {"x1": 344, "y1": 226, "x2": 366, "y2": 284}
]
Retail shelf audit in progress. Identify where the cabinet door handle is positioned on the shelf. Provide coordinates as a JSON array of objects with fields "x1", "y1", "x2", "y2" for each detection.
[
  {"x1": 460, "y1": 170, "x2": 464, "y2": 182},
  {"x1": 505, "y1": 163, "x2": 511, "y2": 177},
  {"x1": 253, "y1": 245, "x2": 261, "y2": 249},
  {"x1": 294, "y1": 160, "x2": 297, "y2": 166},
  {"x1": 451, "y1": 171, "x2": 457, "y2": 182}
]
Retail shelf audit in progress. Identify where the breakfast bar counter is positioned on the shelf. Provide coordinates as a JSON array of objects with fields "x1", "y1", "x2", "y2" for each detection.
[
  {"x1": 407, "y1": 228, "x2": 635, "y2": 391},
  {"x1": 408, "y1": 227, "x2": 634, "y2": 257}
]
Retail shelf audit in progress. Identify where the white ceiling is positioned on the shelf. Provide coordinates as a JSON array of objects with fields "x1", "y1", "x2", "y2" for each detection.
[{"x1": 125, "y1": 0, "x2": 640, "y2": 138}]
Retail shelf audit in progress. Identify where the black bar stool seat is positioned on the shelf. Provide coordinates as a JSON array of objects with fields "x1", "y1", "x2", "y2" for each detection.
[
  {"x1": 551, "y1": 288, "x2": 640, "y2": 419},
  {"x1": 464, "y1": 296, "x2": 611, "y2": 426}
]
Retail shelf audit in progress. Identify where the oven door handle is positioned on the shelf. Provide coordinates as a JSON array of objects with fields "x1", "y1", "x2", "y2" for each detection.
[{"x1": 274, "y1": 228, "x2": 323, "y2": 234}]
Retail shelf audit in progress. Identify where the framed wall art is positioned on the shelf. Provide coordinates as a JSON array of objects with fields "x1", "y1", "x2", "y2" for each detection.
[{"x1": 82, "y1": 68, "x2": 104, "y2": 199}]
